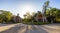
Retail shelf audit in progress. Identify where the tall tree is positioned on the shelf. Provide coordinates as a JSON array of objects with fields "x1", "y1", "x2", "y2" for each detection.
[{"x1": 42, "y1": 1, "x2": 49, "y2": 22}]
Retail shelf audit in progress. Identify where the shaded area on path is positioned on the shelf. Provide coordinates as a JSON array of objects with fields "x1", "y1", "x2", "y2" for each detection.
[
  {"x1": 0, "y1": 24, "x2": 12, "y2": 27},
  {"x1": 0, "y1": 25, "x2": 48, "y2": 33},
  {"x1": 0, "y1": 23, "x2": 60, "y2": 33},
  {"x1": 0, "y1": 24, "x2": 26, "y2": 33},
  {"x1": 27, "y1": 25, "x2": 48, "y2": 33}
]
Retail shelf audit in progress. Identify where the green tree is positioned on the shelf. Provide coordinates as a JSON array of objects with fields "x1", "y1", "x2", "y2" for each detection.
[
  {"x1": 42, "y1": 1, "x2": 50, "y2": 22},
  {"x1": 23, "y1": 12, "x2": 32, "y2": 22},
  {"x1": 46, "y1": 8, "x2": 60, "y2": 22},
  {"x1": 0, "y1": 10, "x2": 12, "y2": 23}
]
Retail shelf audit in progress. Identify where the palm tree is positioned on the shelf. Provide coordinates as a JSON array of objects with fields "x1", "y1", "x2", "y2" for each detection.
[
  {"x1": 42, "y1": 1, "x2": 49, "y2": 22},
  {"x1": 44, "y1": 1, "x2": 49, "y2": 15}
]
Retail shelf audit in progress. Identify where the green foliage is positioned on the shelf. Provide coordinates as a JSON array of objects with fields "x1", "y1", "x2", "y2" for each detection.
[
  {"x1": 32, "y1": 22, "x2": 50, "y2": 25},
  {"x1": 23, "y1": 18, "x2": 31, "y2": 22},
  {"x1": 23, "y1": 22, "x2": 50, "y2": 25},
  {"x1": 45, "y1": 1, "x2": 49, "y2": 7},
  {"x1": 46, "y1": 8, "x2": 60, "y2": 22},
  {"x1": 0, "y1": 10, "x2": 12, "y2": 23},
  {"x1": 23, "y1": 12, "x2": 32, "y2": 22}
]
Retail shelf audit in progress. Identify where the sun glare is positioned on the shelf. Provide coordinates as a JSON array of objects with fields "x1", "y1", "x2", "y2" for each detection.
[
  {"x1": 18, "y1": 5, "x2": 36, "y2": 18},
  {"x1": 22, "y1": 5, "x2": 34, "y2": 13}
]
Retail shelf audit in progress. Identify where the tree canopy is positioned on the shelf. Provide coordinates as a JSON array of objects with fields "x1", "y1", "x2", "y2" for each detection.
[{"x1": 0, "y1": 10, "x2": 12, "y2": 23}]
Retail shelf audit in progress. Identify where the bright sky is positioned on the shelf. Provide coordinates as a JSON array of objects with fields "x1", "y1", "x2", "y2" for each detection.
[{"x1": 0, "y1": 0, "x2": 60, "y2": 18}]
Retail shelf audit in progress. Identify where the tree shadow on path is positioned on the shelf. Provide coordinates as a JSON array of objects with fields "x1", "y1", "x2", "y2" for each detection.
[
  {"x1": 25, "y1": 25, "x2": 48, "y2": 33},
  {"x1": 0, "y1": 25, "x2": 25, "y2": 33}
]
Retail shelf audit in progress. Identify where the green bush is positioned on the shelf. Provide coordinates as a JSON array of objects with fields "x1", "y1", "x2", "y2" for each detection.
[
  {"x1": 32, "y1": 22, "x2": 50, "y2": 25},
  {"x1": 22, "y1": 22, "x2": 50, "y2": 25}
]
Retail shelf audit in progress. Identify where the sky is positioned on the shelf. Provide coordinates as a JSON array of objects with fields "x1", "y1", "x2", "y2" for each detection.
[{"x1": 0, "y1": 0, "x2": 60, "y2": 18}]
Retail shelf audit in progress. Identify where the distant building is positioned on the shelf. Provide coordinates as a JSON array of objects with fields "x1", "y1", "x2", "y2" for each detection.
[
  {"x1": 36, "y1": 14, "x2": 43, "y2": 22},
  {"x1": 34, "y1": 11, "x2": 43, "y2": 22},
  {"x1": 36, "y1": 13, "x2": 43, "y2": 22},
  {"x1": 12, "y1": 14, "x2": 22, "y2": 23}
]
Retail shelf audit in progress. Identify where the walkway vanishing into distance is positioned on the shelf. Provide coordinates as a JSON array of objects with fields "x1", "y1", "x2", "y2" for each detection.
[{"x1": 0, "y1": 23, "x2": 60, "y2": 33}]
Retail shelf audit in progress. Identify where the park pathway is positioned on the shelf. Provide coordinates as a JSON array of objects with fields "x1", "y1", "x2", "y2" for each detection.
[{"x1": 0, "y1": 23, "x2": 60, "y2": 33}]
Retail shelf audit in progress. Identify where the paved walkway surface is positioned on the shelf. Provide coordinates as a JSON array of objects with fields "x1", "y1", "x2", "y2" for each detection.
[{"x1": 0, "y1": 23, "x2": 60, "y2": 33}]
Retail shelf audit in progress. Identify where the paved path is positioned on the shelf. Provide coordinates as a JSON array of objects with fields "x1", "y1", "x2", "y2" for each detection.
[
  {"x1": 0, "y1": 23, "x2": 60, "y2": 33},
  {"x1": 0, "y1": 24, "x2": 20, "y2": 32}
]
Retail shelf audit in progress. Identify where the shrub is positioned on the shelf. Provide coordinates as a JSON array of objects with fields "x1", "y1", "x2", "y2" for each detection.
[{"x1": 22, "y1": 22, "x2": 50, "y2": 25}]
